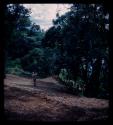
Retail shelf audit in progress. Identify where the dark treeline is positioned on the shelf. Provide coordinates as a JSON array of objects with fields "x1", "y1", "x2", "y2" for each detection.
[{"x1": 5, "y1": 4, "x2": 109, "y2": 99}]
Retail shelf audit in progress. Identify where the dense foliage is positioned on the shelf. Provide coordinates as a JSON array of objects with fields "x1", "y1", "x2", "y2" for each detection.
[
  {"x1": 42, "y1": 4, "x2": 109, "y2": 98},
  {"x1": 5, "y1": 4, "x2": 109, "y2": 98},
  {"x1": 5, "y1": 4, "x2": 46, "y2": 77}
]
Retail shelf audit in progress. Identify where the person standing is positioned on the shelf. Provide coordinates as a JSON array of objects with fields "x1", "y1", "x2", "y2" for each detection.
[{"x1": 32, "y1": 72, "x2": 37, "y2": 87}]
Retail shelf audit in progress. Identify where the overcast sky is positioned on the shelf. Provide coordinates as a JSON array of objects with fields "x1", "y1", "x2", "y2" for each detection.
[{"x1": 23, "y1": 4, "x2": 71, "y2": 31}]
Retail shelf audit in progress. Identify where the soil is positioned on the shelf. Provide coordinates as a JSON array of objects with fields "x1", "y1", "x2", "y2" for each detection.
[{"x1": 4, "y1": 74, "x2": 109, "y2": 122}]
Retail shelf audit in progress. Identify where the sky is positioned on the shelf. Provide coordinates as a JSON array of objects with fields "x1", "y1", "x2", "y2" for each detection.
[{"x1": 23, "y1": 4, "x2": 71, "y2": 31}]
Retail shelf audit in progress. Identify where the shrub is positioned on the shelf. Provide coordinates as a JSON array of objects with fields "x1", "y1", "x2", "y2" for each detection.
[{"x1": 59, "y1": 68, "x2": 85, "y2": 96}]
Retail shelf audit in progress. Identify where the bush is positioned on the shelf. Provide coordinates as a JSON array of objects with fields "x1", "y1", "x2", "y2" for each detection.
[
  {"x1": 5, "y1": 59, "x2": 23, "y2": 75},
  {"x1": 59, "y1": 68, "x2": 68, "y2": 81},
  {"x1": 5, "y1": 67, "x2": 32, "y2": 78},
  {"x1": 5, "y1": 59, "x2": 22, "y2": 69},
  {"x1": 59, "y1": 68, "x2": 85, "y2": 96}
]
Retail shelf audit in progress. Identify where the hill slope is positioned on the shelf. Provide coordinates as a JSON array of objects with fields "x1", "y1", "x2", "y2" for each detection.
[{"x1": 4, "y1": 74, "x2": 109, "y2": 121}]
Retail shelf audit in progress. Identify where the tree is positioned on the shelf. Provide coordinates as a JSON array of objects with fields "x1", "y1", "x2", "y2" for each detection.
[
  {"x1": 4, "y1": 4, "x2": 31, "y2": 59},
  {"x1": 5, "y1": 4, "x2": 46, "y2": 77},
  {"x1": 42, "y1": 4, "x2": 109, "y2": 98}
]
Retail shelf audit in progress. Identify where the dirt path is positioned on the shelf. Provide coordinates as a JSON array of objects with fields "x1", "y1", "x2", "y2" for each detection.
[{"x1": 4, "y1": 74, "x2": 109, "y2": 121}]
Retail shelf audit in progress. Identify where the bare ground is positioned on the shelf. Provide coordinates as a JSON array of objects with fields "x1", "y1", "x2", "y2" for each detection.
[{"x1": 4, "y1": 74, "x2": 109, "y2": 122}]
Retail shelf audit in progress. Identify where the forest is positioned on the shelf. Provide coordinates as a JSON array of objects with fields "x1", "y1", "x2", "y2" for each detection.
[{"x1": 4, "y1": 3, "x2": 109, "y2": 100}]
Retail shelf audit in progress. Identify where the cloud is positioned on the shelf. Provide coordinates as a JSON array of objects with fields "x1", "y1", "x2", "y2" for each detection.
[
  {"x1": 31, "y1": 17, "x2": 53, "y2": 30},
  {"x1": 23, "y1": 4, "x2": 71, "y2": 30}
]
